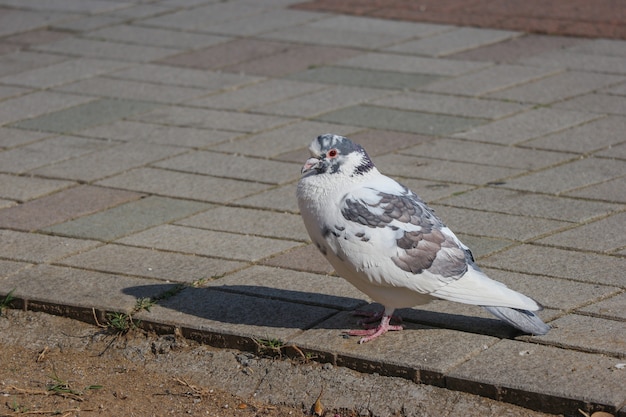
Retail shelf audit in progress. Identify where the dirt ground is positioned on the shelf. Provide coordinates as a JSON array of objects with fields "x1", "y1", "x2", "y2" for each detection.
[{"x1": 0, "y1": 309, "x2": 308, "y2": 417}]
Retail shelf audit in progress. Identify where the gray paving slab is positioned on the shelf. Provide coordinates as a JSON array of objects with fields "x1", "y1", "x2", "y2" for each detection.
[
  {"x1": 59, "y1": 244, "x2": 246, "y2": 284},
  {"x1": 481, "y1": 244, "x2": 626, "y2": 287},
  {"x1": 553, "y1": 92, "x2": 626, "y2": 115},
  {"x1": 0, "y1": 128, "x2": 50, "y2": 149},
  {"x1": 176, "y1": 206, "x2": 308, "y2": 242},
  {"x1": 0, "y1": 50, "x2": 68, "y2": 78},
  {"x1": 336, "y1": 52, "x2": 491, "y2": 76},
  {"x1": 0, "y1": 173, "x2": 74, "y2": 203},
  {"x1": 0, "y1": 58, "x2": 130, "y2": 89},
  {"x1": 0, "y1": 135, "x2": 113, "y2": 174},
  {"x1": 499, "y1": 157, "x2": 625, "y2": 194},
  {"x1": 116, "y1": 224, "x2": 301, "y2": 262},
  {"x1": 77, "y1": 120, "x2": 239, "y2": 148},
  {"x1": 566, "y1": 177, "x2": 626, "y2": 203},
  {"x1": 446, "y1": 339, "x2": 625, "y2": 415},
  {"x1": 131, "y1": 106, "x2": 293, "y2": 133},
  {"x1": 0, "y1": 230, "x2": 99, "y2": 263},
  {"x1": 11, "y1": 98, "x2": 160, "y2": 134},
  {"x1": 566, "y1": 38, "x2": 626, "y2": 57},
  {"x1": 96, "y1": 167, "x2": 270, "y2": 203},
  {"x1": 0, "y1": 185, "x2": 142, "y2": 231},
  {"x1": 152, "y1": 150, "x2": 302, "y2": 185},
  {"x1": 200, "y1": 8, "x2": 328, "y2": 36},
  {"x1": 0, "y1": 259, "x2": 32, "y2": 279},
  {"x1": 0, "y1": 8, "x2": 78, "y2": 37},
  {"x1": 233, "y1": 183, "x2": 300, "y2": 213},
  {"x1": 520, "y1": 50, "x2": 626, "y2": 74},
  {"x1": 453, "y1": 108, "x2": 601, "y2": 145},
  {"x1": 288, "y1": 66, "x2": 442, "y2": 90},
  {"x1": 49, "y1": 14, "x2": 127, "y2": 32},
  {"x1": 42, "y1": 196, "x2": 210, "y2": 241},
  {"x1": 578, "y1": 292, "x2": 626, "y2": 321},
  {"x1": 370, "y1": 92, "x2": 529, "y2": 119},
  {"x1": 318, "y1": 105, "x2": 487, "y2": 136},
  {"x1": 438, "y1": 187, "x2": 621, "y2": 223},
  {"x1": 260, "y1": 244, "x2": 335, "y2": 275},
  {"x1": 536, "y1": 211, "x2": 626, "y2": 253},
  {"x1": 0, "y1": 91, "x2": 95, "y2": 125},
  {"x1": 0, "y1": 85, "x2": 31, "y2": 102}
]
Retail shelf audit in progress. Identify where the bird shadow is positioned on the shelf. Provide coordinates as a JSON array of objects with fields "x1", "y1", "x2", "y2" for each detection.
[{"x1": 122, "y1": 283, "x2": 519, "y2": 339}]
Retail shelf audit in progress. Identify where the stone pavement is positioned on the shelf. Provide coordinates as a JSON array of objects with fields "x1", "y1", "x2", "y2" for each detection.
[{"x1": 0, "y1": 0, "x2": 625, "y2": 416}]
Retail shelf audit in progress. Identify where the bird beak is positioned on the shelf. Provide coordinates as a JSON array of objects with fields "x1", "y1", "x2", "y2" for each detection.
[{"x1": 301, "y1": 157, "x2": 321, "y2": 175}]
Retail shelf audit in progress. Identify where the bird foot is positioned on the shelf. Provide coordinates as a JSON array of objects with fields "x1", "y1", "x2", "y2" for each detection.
[
  {"x1": 346, "y1": 315, "x2": 403, "y2": 344},
  {"x1": 352, "y1": 309, "x2": 402, "y2": 326}
]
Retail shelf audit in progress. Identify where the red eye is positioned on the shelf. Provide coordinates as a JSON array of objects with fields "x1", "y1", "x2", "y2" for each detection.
[{"x1": 328, "y1": 149, "x2": 338, "y2": 158}]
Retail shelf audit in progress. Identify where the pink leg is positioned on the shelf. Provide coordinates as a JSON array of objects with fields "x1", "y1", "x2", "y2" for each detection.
[
  {"x1": 353, "y1": 308, "x2": 402, "y2": 328},
  {"x1": 347, "y1": 314, "x2": 403, "y2": 344}
]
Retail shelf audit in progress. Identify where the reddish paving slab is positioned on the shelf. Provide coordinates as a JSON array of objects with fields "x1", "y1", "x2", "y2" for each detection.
[{"x1": 293, "y1": 0, "x2": 626, "y2": 39}]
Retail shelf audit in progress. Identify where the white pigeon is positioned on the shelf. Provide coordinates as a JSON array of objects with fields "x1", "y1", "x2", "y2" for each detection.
[{"x1": 297, "y1": 134, "x2": 550, "y2": 343}]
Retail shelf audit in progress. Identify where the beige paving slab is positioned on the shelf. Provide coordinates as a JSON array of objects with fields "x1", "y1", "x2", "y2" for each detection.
[
  {"x1": 565, "y1": 177, "x2": 626, "y2": 203},
  {"x1": 116, "y1": 224, "x2": 301, "y2": 262},
  {"x1": 233, "y1": 183, "x2": 300, "y2": 213},
  {"x1": 578, "y1": 292, "x2": 626, "y2": 321},
  {"x1": 0, "y1": 230, "x2": 99, "y2": 263},
  {"x1": 0, "y1": 173, "x2": 74, "y2": 202}
]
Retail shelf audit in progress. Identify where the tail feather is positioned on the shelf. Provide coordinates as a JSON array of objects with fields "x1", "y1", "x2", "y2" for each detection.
[{"x1": 484, "y1": 306, "x2": 550, "y2": 335}]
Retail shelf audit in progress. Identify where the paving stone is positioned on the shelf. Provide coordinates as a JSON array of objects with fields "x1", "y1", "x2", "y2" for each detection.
[
  {"x1": 524, "y1": 116, "x2": 626, "y2": 153},
  {"x1": 109, "y1": 3, "x2": 176, "y2": 19},
  {"x1": 318, "y1": 105, "x2": 487, "y2": 136},
  {"x1": 336, "y1": 52, "x2": 491, "y2": 76},
  {"x1": 438, "y1": 187, "x2": 621, "y2": 223},
  {"x1": 234, "y1": 184, "x2": 300, "y2": 213},
  {"x1": 50, "y1": 14, "x2": 127, "y2": 32},
  {"x1": 131, "y1": 106, "x2": 293, "y2": 133},
  {"x1": 0, "y1": 259, "x2": 31, "y2": 279},
  {"x1": 371, "y1": 92, "x2": 529, "y2": 119},
  {"x1": 488, "y1": 71, "x2": 626, "y2": 104},
  {"x1": 0, "y1": 230, "x2": 99, "y2": 263},
  {"x1": 0, "y1": 264, "x2": 173, "y2": 313},
  {"x1": 289, "y1": 66, "x2": 442, "y2": 90},
  {"x1": 374, "y1": 153, "x2": 522, "y2": 185},
  {"x1": 135, "y1": 287, "x2": 337, "y2": 342},
  {"x1": 260, "y1": 244, "x2": 334, "y2": 275},
  {"x1": 140, "y1": 2, "x2": 269, "y2": 31},
  {"x1": 206, "y1": 265, "x2": 365, "y2": 310},
  {"x1": 520, "y1": 50, "x2": 626, "y2": 74},
  {"x1": 258, "y1": 86, "x2": 388, "y2": 118},
  {"x1": 0, "y1": 58, "x2": 129, "y2": 89},
  {"x1": 189, "y1": 79, "x2": 326, "y2": 111},
  {"x1": 202, "y1": 8, "x2": 327, "y2": 36},
  {"x1": 421, "y1": 65, "x2": 560, "y2": 96},
  {"x1": 603, "y1": 80, "x2": 626, "y2": 95},
  {"x1": 290, "y1": 311, "x2": 499, "y2": 383},
  {"x1": 33, "y1": 142, "x2": 185, "y2": 182},
  {"x1": 537, "y1": 314, "x2": 626, "y2": 358},
  {"x1": 157, "y1": 38, "x2": 292, "y2": 70},
  {"x1": 566, "y1": 39, "x2": 626, "y2": 57},
  {"x1": 578, "y1": 292, "x2": 626, "y2": 321},
  {"x1": 430, "y1": 205, "x2": 570, "y2": 242},
  {"x1": 33, "y1": 38, "x2": 178, "y2": 62},
  {"x1": 229, "y1": 44, "x2": 364, "y2": 77},
  {"x1": 452, "y1": 235, "x2": 514, "y2": 259},
  {"x1": 0, "y1": 91, "x2": 95, "y2": 125},
  {"x1": 86, "y1": 25, "x2": 230, "y2": 49},
  {"x1": 446, "y1": 339, "x2": 625, "y2": 415},
  {"x1": 116, "y1": 224, "x2": 300, "y2": 262},
  {"x1": 96, "y1": 167, "x2": 269, "y2": 203},
  {"x1": 56, "y1": 77, "x2": 210, "y2": 104},
  {"x1": 0, "y1": 135, "x2": 113, "y2": 174},
  {"x1": 0, "y1": 173, "x2": 74, "y2": 203},
  {"x1": 595, "y1": 141, "x2": 626, "y2": 159},
  {"x1": 106, "y1": 64, "x2": 260, "y2": 90},
  {"x1": 0, "y1": 85, "x2": 32, "y2": 102},
  {"x1": 11, "y1": 98, "x2": 160, "y2": 134},
  {"x1": 77, "y1": 120, "x2": 238, "y2": 148},
  {"x1": 0, "y1": 51, "x2": 67, "y2": 78},
  {"x1": 1, "y1": 0, "x2": 127, "y2": 14},
  {"x1": 347, "y1": 130, "x2": 434, "y2": 157},
  {"x1": 153, "y1": 150, "x2": 302, "y2": 185},
  {"x1": 448, "y1": 34, "x2": 584, "y2": 63},
  {"x1": 554, "y1": 93, "x2": 626, "y2": 115},
  {"x1": 176, "y1": 206, "x2": 308, "y2": 242},
  {"x1": 0, "y1": 128, "x2": 52, "y2": 149},
  {"x1": 537, "y1": 211, "x2": 626, "y2": 253},
  {"x1": 43, "y1": 196, "x2": 210, "y2": 241},
  {"x1": 210, "y1": 120, "x2": 363, "y2": 158},
  {"x1": 481, "y1": 244, "x2": 626, "y2": 287},
  {"x1": 500, "y1": 157, "x2": 625, "y2": 194},
  {"x1": 453, "y1": 108, "x2": 600, "y2": 145},
  {"x1": 0, "y1": 185, "x2": 143, "y2": 231},
  {"x1": 0, "y1": 9, "x2": 77, "y2": 37},
  {"x1": 60, "y1": 244, "x2": 246, "y2": 283},
  {"x1": 385, "y1": 27, "x2": 522, "y2": 57},
  {"x1": 309, "y1": 15, "x2": 452, "y2": 38},
  {"x1": 400, "y1": 138, "x2": 571, "y2": 170},
  {"x1": 566, "y1": 177, "x2": 626, "y2": 203}
]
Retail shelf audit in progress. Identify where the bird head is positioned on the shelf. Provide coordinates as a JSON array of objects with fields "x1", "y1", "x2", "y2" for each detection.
[{"x1": 301, "y1": 134, "x2": 374, "y2": 178}]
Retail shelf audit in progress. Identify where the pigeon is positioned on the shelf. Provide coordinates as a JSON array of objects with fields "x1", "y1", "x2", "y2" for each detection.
[{"x1": 296, "y1": 134, "x2": 550, "y2": 343}]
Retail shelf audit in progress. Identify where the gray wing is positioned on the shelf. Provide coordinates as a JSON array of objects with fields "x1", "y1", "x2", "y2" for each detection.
[{"x1": 341, "y1": 186, "x2": 473, "y2": 279}]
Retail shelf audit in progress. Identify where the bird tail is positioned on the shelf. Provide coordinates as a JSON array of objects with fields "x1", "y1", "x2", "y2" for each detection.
[{"x1": 483, "y1": 306, "x2": 550, "y2": 335}]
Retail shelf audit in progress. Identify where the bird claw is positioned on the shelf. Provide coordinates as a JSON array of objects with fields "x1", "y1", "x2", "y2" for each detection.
[
  {"x1": 352, "y1": 309, "x2": 402, "y2": 326},
  {"x1": 344, "y1": 314, "x2": 403, "y2": 343}
]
